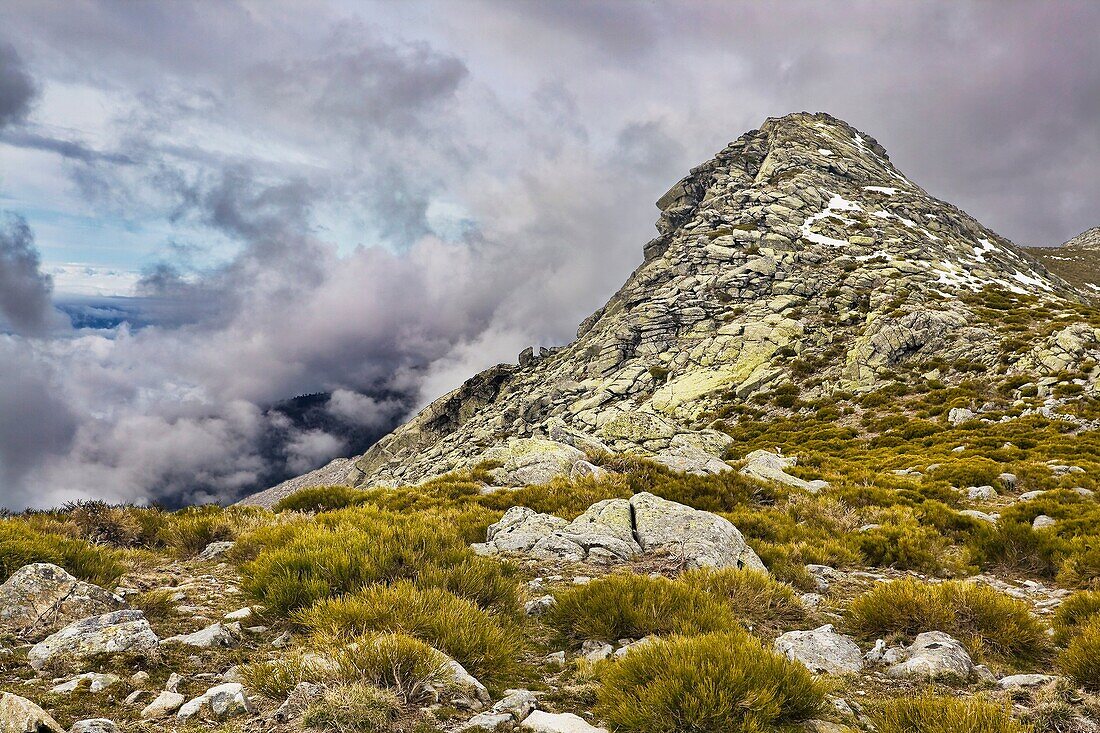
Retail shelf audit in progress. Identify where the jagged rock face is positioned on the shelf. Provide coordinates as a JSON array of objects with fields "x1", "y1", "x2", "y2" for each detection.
[
  {"x1": 243, "y1": 112, "x2": 1092, "y2": 503},
  {"x1": 1027, "y1": 226, "x2": 1100, "y2": 297}
]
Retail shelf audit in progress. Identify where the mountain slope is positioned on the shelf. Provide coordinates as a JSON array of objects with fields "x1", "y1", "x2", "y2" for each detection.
[
  {"x1": 1027, "y1": 226, "x2": 1100, "y2": 296},
  {"x1": 241, "y1": 112, "x2": 1096, "y2": 506}
]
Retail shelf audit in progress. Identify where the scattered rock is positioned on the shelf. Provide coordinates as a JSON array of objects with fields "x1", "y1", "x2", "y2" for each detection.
[
  {"x1": 999, "y1": 673, "x2": 1059, "y2": 689},
  {"x1": 629, "y1": 492, "x2": 766, "y2": 570},
  {"x1": 959, "y1": 509, "x2": 998, "y2": 524},
  {"x1": 521, "y1": 710, "x2": 608, "y2": 733},
  {"x1": 163, "y1": 621, "x2": 240, "y2": 649},
  {"x1": 445, "y1": 657, "x2": 491, "y2": 710},
  {"x1": 774, "y1": 624, "x2": 864, "y2": 675},
  {"x1": 885, "y1": 631, "x2": 974, "y2": 679},
  {"x1": 223, "y1": 607, "x2": 253, "y2": 621},
  {"x1": 49, "y1": 672, "x2": 121, "y2": 694},
  {"x1": 177, "y1": 683, "x2": 251, "y2": 721},
  {"x1": 740, "y1": 449, "x2": 829, "y2": 492},
  {"x1": 948, "y1": 407, "x2": 976, "y2": 425},
  {"x1": 524, "y1": 595, "x2": 556, "y2": 616},
  {"x1": 0, "y1": 563, "x2": 126, "y2": 641},
  {"x1": 1032, "y1": 514, "x2": 1057, "y2": 530},
  {"x1": 966, "y1": 485, "x2": 997, "y2": 501},
  {"x1": 651, "y1": 443, "x2": 730, "y2": 475},
  {"x1": 70, "y1": 719, "x2": 118, "y2": 733},
  {"x1": 581, "y1": 640, "x2": 613, "y2": 662},
  {"x1": 196, "y1": 541, "x2": 236, "y2": 561},
  {"x1": 29, "y1": 609, "x2": 160, "y2": 671},
  {"x1": 0, "y1": 692, "x2": 64, "y2": 733},
  {"x1": 142, "y1": 691, "x2": 186, "y2": 719}
]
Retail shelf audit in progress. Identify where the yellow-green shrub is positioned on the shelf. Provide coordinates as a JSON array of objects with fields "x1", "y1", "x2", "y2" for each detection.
[
  {"x1": 596, "y1": 632, "x2": 825, "y2": 733},
  {"x1": 681, "y1": 567, "x2": 806, "y2": 632},
  {"x1": 871, "y1": 692, "x2": 1028, "y2": 733},
  {"x1": 302, "y1": 682, "x2": 401, "y2": 733},
  {"x1": 329, "y1": 632, "x2": 450, "y2": 704},
  {"x1": 1052, "y1": 590, "x2": 1100, "y2": 646},
  {"x1": 0, "y1": 520, "x2": 126, "y2": 585},
  {"x1": 1060, "y1": 616, "x2": 1100, "y2": 690},
  {"x1": 273, "y1": 485, "x2": 369, "y2": 513},
  {"x1": 547, "y1": 574, "x2": 736, "y2": 644},
  {"x1": 845, "y1": 578, "x2": 1048, "y2": 662},
  {"x1": 157, "y1": 506, "x2": 234, "y2": 557},
  {"x1": 298, "y1": 583, "x2": 524, "y2": 684}
]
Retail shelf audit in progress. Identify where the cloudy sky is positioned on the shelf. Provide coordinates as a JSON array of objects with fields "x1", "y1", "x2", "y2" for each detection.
[{"x1": 0, "y1": 0, "x2": 1097, "y2": 509}]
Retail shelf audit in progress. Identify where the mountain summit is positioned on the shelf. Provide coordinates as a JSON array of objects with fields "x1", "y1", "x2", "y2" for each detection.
[{"x1": 242, "y1": 112, "x2": 1095, "y2": 506}]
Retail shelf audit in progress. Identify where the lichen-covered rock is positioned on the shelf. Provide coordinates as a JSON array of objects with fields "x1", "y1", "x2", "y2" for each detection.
[
  {"x1": 652, "y1": 443, "x2": 730, "y2": 475},
  {"x1": 740, "y1": 449, "x2": 829, "y2": 492},
  {"x1": 522, "y1": 710, "x2": 608, "y2": 733},
  {"x1": 70, "y1": 719, "x2": 119, "y2": 733},
  {"x1": 163, "y1": 621, "x2": 240, "y2": 649},
  {"x1": 177, "y1": 683, "x2": 251, "y2": 721},
  {"x1": 485, "y1": 438, "x2": 587, "y2": 486},
  {"x1": 885, "y1": 631, "x2": 974, "y2": 679},
  {"x1": 774, "y1": 624, "x2": 864, "y2": 675},
  {"x1": 142, "y1": 690, "x2": 186, "y2": 720},
  {"x1": 28, "y1": 609, "x2": 160, "y2": 671},
  {"x1": 0, "y1": 563, "x2": 125, "y2": 641},
  {"x1": 475, "y1": 492, "x2": 763, "y2": 571},
  {"x1": 49, "y1": 672, "x2": 121, "y2": 694},
  {"x1": 0, "y1": 692, "x2": 64, "y2": 733},
  {"x1": 629, "y1": 492, "x2": 765, "y2": 570}
]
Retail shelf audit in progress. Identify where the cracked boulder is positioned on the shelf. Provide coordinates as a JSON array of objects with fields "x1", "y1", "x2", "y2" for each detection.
[
  {"x1": 884, "y1": 631, "x2": 974, "y2": 680},
  {"x1": 0, "y1": 563, "x2": 126, "y2": 641},
  {"x1": 29, "y1": 609, "x2": 160, "y2": 671},
  {"x1": 484, "y1": 438, "x2": 589, "y2": 486},
  {"x1": 475, "y1": 492, "x2": 764, "y2": 571},
  {"x1": 774, "y1": 624, "x2": 864, "y2": 675}
]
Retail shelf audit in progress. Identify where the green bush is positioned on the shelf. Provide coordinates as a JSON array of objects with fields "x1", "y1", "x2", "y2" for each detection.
[
  {"x1": 0, "y1": 520, "x2": 126, "y2": 585},
  {"x1": 1052, "y1": 590, "x2": 1100, "y2": 646},
  {"x1": 871, "y1": 692, "x2": 1028, "y2": 733},
  {"x1": 157, "y1": 506, "x2": 234, "y2": 557},
  {"x1": 845, "y1": 578, "x2": 1048, "y2": 662},
  {"x1": 298, "y1": 582, "x2": 524, "y2": 685},
  {"x1": 547, "y1": 574, "x2": 736, "y2": 645},
  {"x1": 414, "y1": 557, "x2": 522, "y2": 616},
  {"x1": 302, "y1": 682, "x2": 401, "y2": 733},
  {"x1": 274, "y1": 485, "x2": 370, "y2": 513},
  {"x1": 596, "y1": 632, "x2": 825, "y2": 733},
  {"x1": 681, "y1": 567, "x2": 806, "y2": 632},
  {"x1": 239, "y1": 508, "x2": 475, "y2": 615},
  {"x1": 329, "y1": 632, "x2": 450, "y2": 704},
  {"x1": 857, "y1": 515, "x2": 964, "y2": 575},
  {"x1": 1060, "y1": 616, "x2": 1100, "y2": 690},
  {"x1": 240, "y1": 654, "x2": 329, "y2": 699}
]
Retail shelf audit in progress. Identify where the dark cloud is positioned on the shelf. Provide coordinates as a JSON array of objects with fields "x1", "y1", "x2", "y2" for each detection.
[
  {"x1": 0, "y1": 43, "x2": 35, "y2": 129},
  {"x1": 0, "y1": 1, "x2": 1097, "y2": 509},
  {"x1": 0, "y1": 213, "x2": 55, "y2": 335}
]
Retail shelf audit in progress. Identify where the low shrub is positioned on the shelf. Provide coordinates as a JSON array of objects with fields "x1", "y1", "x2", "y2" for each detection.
[
  {"x1": 302, "y1": 682, "x2": 402, "y2": 733},
  {"x1": 157, "y1": 506, "x2": 234, "y2": 557},
  {"x1": 596, "y1": 632, "x2": 825, "y2": 733},
  {"x1": 1052, "y1": 590, "x2": 1100, "y2": 646},
  {"x1": 414, "y1": 557, "x2": 522, "y2": 616},
  {"x1": 1061, "y1": 617, "x2": 1100, "y2": 690},
  {"x1": 0, "y1": 520, "x2": 126, "y2": 585},
  {"x1": 298, "y1": 582, "x2": 524, "y2": 684},
  {"x1": 129, "y1": 589, "x2": 179, "y2": 623},
  {"x1": 274, "y1": 485, "x2": 369, "y2": 513},
  {"x1": 681, "y1": 567, "x2": 806, "y2": 632},
  {"x1": 329, "y1": 632, "x2": 450, "y2": 704},
  {"x1": 871, "y1": 692, "x2": 1028, "y2": 733},
  {"x1": 845, "y1": 578, "x2": 1048, "y2": 662},
  {"x1": 240, "y1": 654, "x2": 329, "y2": 699},
  {"x1": 547, "y1": 574, "x2": 736, "y2": 645}
]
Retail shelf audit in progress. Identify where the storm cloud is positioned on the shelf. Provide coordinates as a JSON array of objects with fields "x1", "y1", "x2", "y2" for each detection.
[{"x1": 0, "y1": 1, "x2": 1096, "y2": 508}]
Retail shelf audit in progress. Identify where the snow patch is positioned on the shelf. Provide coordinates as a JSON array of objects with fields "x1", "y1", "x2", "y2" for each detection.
[
  {"x1": 863, "y1": 186, "x2": 897, "y2": 195},
  {"x1": 818, "y1": 148, "x2": 834, "y2": 156},
  {"x1": 799, "y1": 192, "x2": 864, "y2": 248}
]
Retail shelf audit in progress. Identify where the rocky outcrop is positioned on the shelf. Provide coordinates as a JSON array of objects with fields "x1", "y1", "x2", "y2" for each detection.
[
  {"x1": 242, "y1": 112, "x2": 1089, "y2": 506},
  {"x1": 740, "y1": 450, "x2": 828, "y2": 492},
  {"x1": 28, "y1": 609, "x2": 160, "y2": 671},
  {"x1": 474, "y1": 492, "x2": 765, "y2": 571},
  {"x1": 0, "y1": 563, "x2": 126, "y2": 641},
  {"x1": 177, "y1": 683, "x2": 251, "y2": 721}
]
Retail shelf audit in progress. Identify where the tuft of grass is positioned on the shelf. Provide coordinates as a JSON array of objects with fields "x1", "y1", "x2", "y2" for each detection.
[
  {"x1": 1061, "y1": 617, "x2": 1100, "y2": 690},
  {"x1": 274, "y1": 485, "x2": 370, "y2": 513},
  {"x1": 302, "y1": 682, "x2": 402, "y2": 733},
  {"x1": 328, "y1": 632, "x2": 450, "y2": 704},
  {"x1": 845, "y1": 578, "x2": 1048, "y2": 663},
  {"x1": 871, "y1": 692, "x2": 1029, "y2": 733},
  {"x1": 547, "y1": 573, "x2": 737, "y2": 645},
  {"x1": 298, "y1": 582, "x2": 524, "y2": 685},
  {"x1": 596, "y1": 632, "x2": 826, "y2": 733},
  {"x1": 0, "y1": 520, "x2": 126, "y2": 586},
  {"x1": 156, "y1": 506, "x2": 234, "y2": 557},
  {"x1": 1052, "y1": 590, "x2": 1100, "y2": 647},
  {"x1": 680, "y1": 567, "x2": 806, "y2": 632},
  {"x1": 240, "y1": 654, "x2": 330, "y2": 700},
  {"x1": 129, "y1": 588, "x2": 179, "y2": 623}
]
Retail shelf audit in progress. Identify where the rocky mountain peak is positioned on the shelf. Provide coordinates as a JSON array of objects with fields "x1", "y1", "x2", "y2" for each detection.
[
  {"x1": 241, "y1": 112, "x2": 1097, "y2": 506},
  {"x1": 1028, "y1": 225, "x2": 1100, "y2": 296}
]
